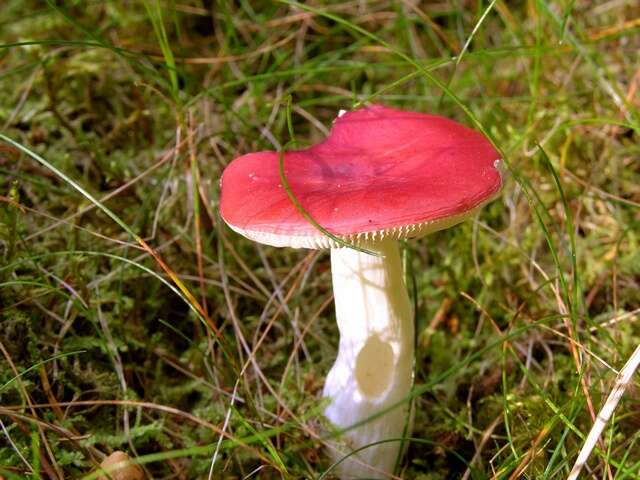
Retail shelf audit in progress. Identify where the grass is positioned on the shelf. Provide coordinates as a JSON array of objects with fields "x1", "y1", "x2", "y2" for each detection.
[{"x1": 1, "y1": 0, "x2": 639, "y2": 478}]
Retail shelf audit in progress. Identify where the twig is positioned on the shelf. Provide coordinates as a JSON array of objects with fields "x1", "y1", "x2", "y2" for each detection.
[
  {"x1": 461, "y1": 414, "x2": 502, "y2": 480},
  {"x1": 567, "y1": 344, "x2": 640, "y2": 480}
]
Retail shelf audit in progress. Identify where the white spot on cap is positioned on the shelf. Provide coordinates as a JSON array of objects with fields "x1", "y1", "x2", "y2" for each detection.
[{"x1": 493, "y1": 159, "x2": 507, "y2": 180}]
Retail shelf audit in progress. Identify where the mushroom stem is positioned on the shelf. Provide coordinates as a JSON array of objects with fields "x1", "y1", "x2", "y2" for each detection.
[{"x1": 324, "y1": 238, "x2": 414, "y2": 478}]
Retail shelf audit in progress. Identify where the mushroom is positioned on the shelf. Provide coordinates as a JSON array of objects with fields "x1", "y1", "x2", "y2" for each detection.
[
  {"x1": 219, "y1": 105, "x2": 503, "y2": 478},
  {"x1": 97, "y1": 451, "x2": 144, "y2": 480}
]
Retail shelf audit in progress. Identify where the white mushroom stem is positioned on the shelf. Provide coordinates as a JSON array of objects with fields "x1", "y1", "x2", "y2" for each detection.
[{"x1": 323, "y1": 238, "x2": 415, "y2": 479}]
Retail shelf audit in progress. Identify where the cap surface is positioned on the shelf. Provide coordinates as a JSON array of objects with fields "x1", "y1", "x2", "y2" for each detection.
[{"x1": 220, "y1": 105, "x2": 502, "y2": 249}]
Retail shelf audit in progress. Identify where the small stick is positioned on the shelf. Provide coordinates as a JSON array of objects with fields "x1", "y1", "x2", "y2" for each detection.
[{"x1": 567, "y1": 344, "x2": 640, "y2": 480}]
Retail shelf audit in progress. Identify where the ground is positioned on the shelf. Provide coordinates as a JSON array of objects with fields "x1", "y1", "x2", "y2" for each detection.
[{"x1": 1, "y1": 1, "x2": 639, "y2": 479}]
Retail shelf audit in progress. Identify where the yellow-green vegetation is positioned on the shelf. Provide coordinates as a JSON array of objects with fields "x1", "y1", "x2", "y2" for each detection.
[{"x1": 1, "y1": 1, "x2": 639, "y2": 478}]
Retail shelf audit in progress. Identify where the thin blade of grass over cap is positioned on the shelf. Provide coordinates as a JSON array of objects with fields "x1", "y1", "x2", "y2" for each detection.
[{"x1": 278, "y1": 97, "x2": 382, "y2": 257}]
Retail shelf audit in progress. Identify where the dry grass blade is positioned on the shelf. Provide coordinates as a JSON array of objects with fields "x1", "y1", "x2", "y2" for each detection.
[{"x1": 567, "y1": 344, "x2": 640, "y2": 480}]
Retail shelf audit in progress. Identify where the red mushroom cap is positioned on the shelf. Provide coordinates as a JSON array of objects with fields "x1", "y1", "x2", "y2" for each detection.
[{"x1": 220, "y1": 105, "x2": 502, "y2": 248}]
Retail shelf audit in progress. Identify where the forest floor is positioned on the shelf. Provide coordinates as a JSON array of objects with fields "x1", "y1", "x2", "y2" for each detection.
[{"x1": 1, "y1": 1, "x2": 639, "y2": 478}]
